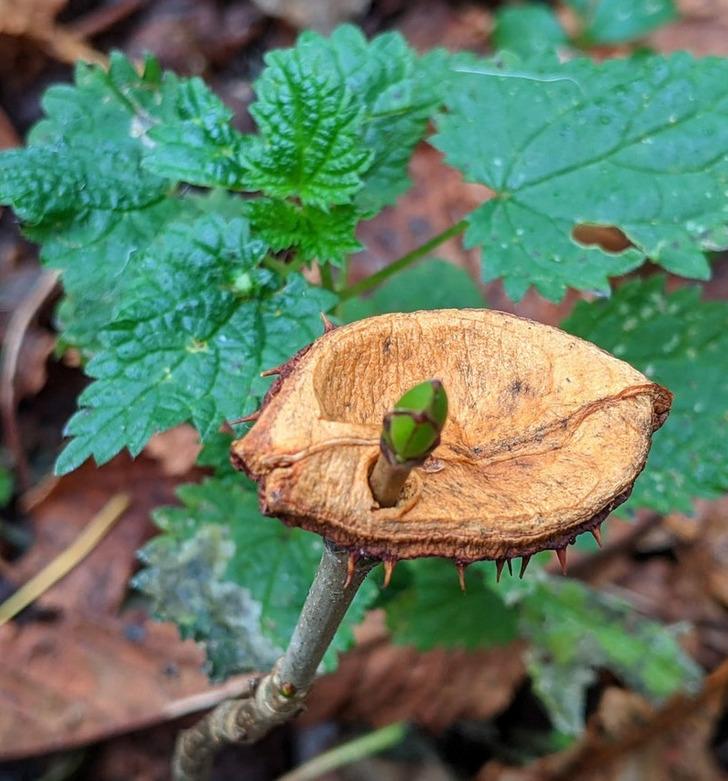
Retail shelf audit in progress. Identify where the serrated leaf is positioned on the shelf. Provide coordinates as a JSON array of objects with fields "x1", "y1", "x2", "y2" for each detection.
[
  {"x1": 515, "y1": 575, "x2": 701, "y2": 734},
  {"x1": 492, "y1": 6, "x2": 569, "y2": 59},
  {"x1": 386, "y1": 559, "x2": 518, "y2": 651},
  {"x1": 55, "y1": 215, "x2": 336, "y2": 474},
  {"x1": 0, "y1": 52, "x2": 227, "y2": 355},
  {"x1": 47, "y1": 197, "x2": 201, "y2": 354},
  {"x1": 242, "y1": 25, "x2": 441, "y2": 214},
  {"x1": 245, "y1": 199, "x2": 361, "y2": 266},
  {"x1": 341, "y1": 259, "x2": 484, "y2": 321},
  {"x1": 136, "y1": 476, "x2": 378, "y2": 678},
  {"x1": 563, "y1": 275, "x2": 728, "y2": 513},
  {"x1": 0, "y1": 144, "x2": 167, "y2": 224},
  {"x1": 298, "y1": 25, "x2": 444, "y2": 213},
  {"x1": 134, "y1": 523, "x2": 282, "y2": 678},
  {"x1": 143, "y1": 77, "x2": 248, "y2": 188},
  {"x1": 243, "y1": 45, "x2": 372, "y2": 207},
  {"x1": 566, "y1": 0, "x2": 677, "y2": 44},
  {"x1": 433, "y1": 53, "x2": 728, "y2": 300}
]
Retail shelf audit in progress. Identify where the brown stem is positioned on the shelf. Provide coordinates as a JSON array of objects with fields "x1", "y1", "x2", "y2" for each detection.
[
  {"x1": 368, "y1": 453, "x2": 412, "y2": 507},
  {"x1": 172, "y1": 544, "x2": 375, "y2": 781}
]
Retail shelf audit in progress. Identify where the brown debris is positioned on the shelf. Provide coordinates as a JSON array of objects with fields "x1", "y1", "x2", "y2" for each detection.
[
  {"x1": 303, "y1": 613, "x2": 527, "y2": 732},
  {"x1": 234, "y1": 310, "x2": 671, "y2": 563},
  {"x1": 0, "y1": 455, "x2": 241, "y2": 760},
  {"x1": 144, "y1": 425, "x2": 201, "y2": 477}
]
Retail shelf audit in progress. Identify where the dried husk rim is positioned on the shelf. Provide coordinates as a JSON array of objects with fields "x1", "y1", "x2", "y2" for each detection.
[{"x1": 232, "y1": 310, "x2": 671, "y2": 563}]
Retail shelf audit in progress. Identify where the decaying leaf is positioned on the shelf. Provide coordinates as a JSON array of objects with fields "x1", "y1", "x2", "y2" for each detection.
[{"x1": 233, "y1": 310, "x2": 671, "y2": 563}]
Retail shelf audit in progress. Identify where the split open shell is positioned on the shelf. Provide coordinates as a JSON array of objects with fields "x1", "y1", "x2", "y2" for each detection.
[{"x1": 232, "y1": 310, "x2": 671, "y2": 563}]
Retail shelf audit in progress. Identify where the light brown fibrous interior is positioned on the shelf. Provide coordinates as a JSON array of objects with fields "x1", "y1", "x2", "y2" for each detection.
[{"x1": 233, "y1": 310, "x2": 671, "y2": 562}]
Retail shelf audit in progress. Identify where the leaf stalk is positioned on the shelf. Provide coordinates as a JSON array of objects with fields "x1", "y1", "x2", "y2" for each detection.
[{"x1": 338, "y1": 219, "x2": 468, "y2": 302}]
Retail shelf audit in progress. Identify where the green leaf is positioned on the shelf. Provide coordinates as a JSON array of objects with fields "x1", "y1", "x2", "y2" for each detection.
[
  {"x1": 386, "y1": 559, "x2": 518, "y2": 651},
  {"x1": 135, "y1": 523, "x2": 282, "y2": 678},
  {"x1": 0, "y1": 144, "x2": 166, "y2": 224},
  {"x1": 48, "y1": 197, "x2": 202, "y2": 355},
  {"x1": 383, "y1": 380, "x2": 449, "y2": 463},
  {"x1": 341, "y1": 259, "x2": 484, "y2": 321},
  {"x1": 55, "y1": 215, "x2": 336, "y2": 474},
  {"x1": 514, "y1": 575, "x2": 701, "y2": 734},
  {"x1": 433, "y1": 53, "x2": 728, "y2": 300},
  {"x1": 287, "y1": 25, "x2": 444, "y2": 213},
  {"x1": 492, "y1": 6, "x2": 569, "y2": 59},
  {"x1": 244, "y1": 199, "x2": 361, "y2": 266},
  {"x1": 242, "y1": 45, "x2": 372, "y2": 207},
  {"x1": 0, "y1": 52, "x2": 221, "y2": 355},
  {"x1": 143, "y1": 77, "x2": 248, "y2": 188},
  {"x1": 566, "y1": 0, "x2": 677, "y2": 44},
  {"x1": 563, "y1": 275, "x2": 728, "y2": 513},
  {"x1": 0, "y1": 466, "x2": 13, "y2": 507},
  {"x1": 242, "y1": 25, "x2": 442, "y2": 214},
  {"x1": 135, "y1": 476, "x2": 379, "y2": 678}
]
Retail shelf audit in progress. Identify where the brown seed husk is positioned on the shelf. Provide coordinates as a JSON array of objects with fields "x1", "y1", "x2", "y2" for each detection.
[{"x1": 232, "y1": 310, "x2": 671, "y2": 562}]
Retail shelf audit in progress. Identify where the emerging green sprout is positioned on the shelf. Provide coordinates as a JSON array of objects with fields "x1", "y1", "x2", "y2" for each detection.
[{"x1": 381, "y1": 380, "x2": 449, "y2": 464}]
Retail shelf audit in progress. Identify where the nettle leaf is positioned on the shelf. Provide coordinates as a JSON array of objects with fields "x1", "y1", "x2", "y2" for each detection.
[
  {"x1": 56, "y1": 215, "x2": 336, "y2": 475},
  {"x1": 0, "y1": 52, "x2": 226, "y2": 355},
  {"x1": 563, "y1": 276, "x2": 728, "y2": 513},
  {"x1": 135, "y1": 523, "x2": 281, "y2": 678},
  {"x1": 492, "y1": 6, "x2": 569, "y2": 59},
  {"x1": 143, "y1": 77, "x2": 248, "y2": 188},
  {"x1": 386, "y1": 559, "x2": 518, "y2": 651},
  {"x1": 566, "y1": 0, "x2": 677, "y2": 44},
  {"x1": 242, "y1": 45, "x2": 372, "y2": 207},
  {"x1": 433, "y1": 53, "x2": 728, "y2": 300},
  {"x1": 245, "y1": 199, "x2": 361, "y2": 266},
  {"x1": 514, "y1": 576, "x2": 701, "y2": 734},
  {"x1": 48, "y1": 197, "x2": 202, "y2": 354},
  {"x1": 0, "y1": 143, "x2": 166, "y2": 224},
  {"x1": 341, "y1": 259, "x2": 484, "y2": 321},
  {"x1": 136, "y1": 477, "x2": 378, "y2": 677},
  {"x1": 247, "y1": 25, "x2": 442, "y2": 214},
  {"x1": 300, "y1": 25, "x2": 444, "y2": 213}
]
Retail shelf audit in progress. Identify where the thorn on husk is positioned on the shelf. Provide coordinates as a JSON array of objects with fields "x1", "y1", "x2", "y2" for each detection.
[
  {"x1": 382, "y1": 559, "x2": 396, "y2": 588},
  {"x1": 260, "y1": 365, "x2": 283, "y2": 377},
  {"x1": 230, "y1": 410, "x2": 260, "y2": 424},
  {"x1": 555, "y1": 547, "x2": 568, "y2": 575},
  {"x1": 344, "y1": 552, "x2": 358, "y2": 589},
  {"x1": 496, "y1": 559, "x2": 505, "y2": 583},
  {"x1": 456, "y1": 562, "x2": 467, "y2": 592},
  {"x1": 506, "y1": 558, "x2": 513, "y2": 576},
  {"x1": 591, "y1": 526, "x2": 603, "y2": 547},
  {"x1": 320, "y1": 312, "x2": 336, "y2": 333},
  {"x1": 519, "y1": 555, "x2": 531, "y2": 579}
]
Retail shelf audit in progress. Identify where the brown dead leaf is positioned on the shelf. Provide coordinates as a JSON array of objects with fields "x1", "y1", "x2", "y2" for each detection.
[
  {"x1": 304, "y1": 612, "x2": 526, "y2": 731},
  {"x1": 479, "y1": 686, "x2": 724, "y2": 781},
  {"x1": 0, "y1": 0, "x2": 68, "y2": 36},
  {"x1": 0, "y1": 454, "x2": 257, "y2": 760},
  {"x1": 0, "y1": 0, "x2": 105, "y2": 66},
  {"x1": 144, "y1": 425, "x2": 201, "y2": 477},
  {"x1": 235, "y1": 310, "x2": 670, "y2": 562},
  {"x1": 649, "y1": 0, "x2": 728, "y2": 55}
]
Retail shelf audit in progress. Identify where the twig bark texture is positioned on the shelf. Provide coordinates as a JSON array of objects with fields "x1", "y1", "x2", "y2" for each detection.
[{"x1": 172, "y1": 544, "x2": 375, "y2": 781}]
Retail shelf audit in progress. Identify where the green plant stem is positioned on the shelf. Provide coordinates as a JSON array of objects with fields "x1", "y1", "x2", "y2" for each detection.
[
  {"x1": 264, "y1": 255, "x2": 305, "y2": 277},
  {"x1": 276, "y1": 723, "x2": 407, "y2": 781},
  {"x1": 338, "y1": 220, "x2": 468, "y2": 302},
  {"x1": 319, "y1": 262, "x2": 335, "y2": 291}
]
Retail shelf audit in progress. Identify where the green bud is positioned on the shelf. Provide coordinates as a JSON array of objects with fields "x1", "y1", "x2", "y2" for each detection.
[{"x1": 381, "y1": 379, "x2": 448, "y2": 464}]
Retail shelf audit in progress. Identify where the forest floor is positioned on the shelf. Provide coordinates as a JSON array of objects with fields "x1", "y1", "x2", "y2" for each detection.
[{"x1": 2, "y1": 1, "x2": 728, "y2": 779}]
